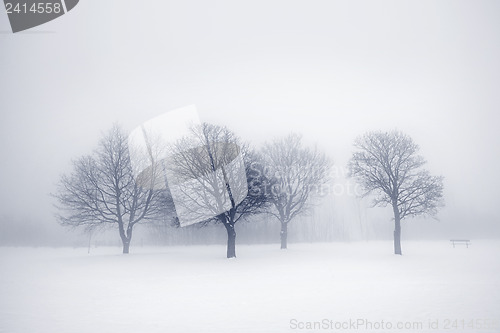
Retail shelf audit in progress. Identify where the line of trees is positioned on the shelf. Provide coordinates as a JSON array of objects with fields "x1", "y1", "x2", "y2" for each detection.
[{"x1": 54, "y1": 125, "x2": 443, "y2": 257}]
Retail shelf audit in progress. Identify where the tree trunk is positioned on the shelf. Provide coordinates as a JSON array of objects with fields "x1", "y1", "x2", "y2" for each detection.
[
  {"x1": 122, "y1": 240, "x2": 130, "y2": 254},
  {"x1": 224, "y1": 223, "x2": 236, "y2": 258},
  {"x1": 392, "y1": 204, "x2": 402, "y2": 255},
  {"x1": 119, "y1": 225, "x2": 134, "y2": 254},
  {"x1": 280, "y1": 222, "x2": 288, "y2": 249},
  {"x1": 118, "y1": 220, "x2": 132, "y2": 255},
  {"x1": 124, "y1": 226, "x2": 134, "y2": 254}
]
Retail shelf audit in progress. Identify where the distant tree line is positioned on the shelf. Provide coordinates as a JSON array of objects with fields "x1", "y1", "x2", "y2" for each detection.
[{"x1": 54, "y1": 123, "x2": 443, "y2": 257}]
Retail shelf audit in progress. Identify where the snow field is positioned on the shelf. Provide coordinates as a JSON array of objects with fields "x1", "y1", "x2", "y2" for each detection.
[{"x1": 1, "y1": 241, "x2": 499, "y2": 333}]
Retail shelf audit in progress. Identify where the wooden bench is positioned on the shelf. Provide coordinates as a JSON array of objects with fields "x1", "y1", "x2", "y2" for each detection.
[{"x1": 450, "y1": 239, "x2": 470, "y2": 248}]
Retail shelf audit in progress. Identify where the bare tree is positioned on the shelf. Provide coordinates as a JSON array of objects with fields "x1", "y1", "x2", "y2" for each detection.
[
  {"x1": 53, "y1": 125, "x2": 170, "y2": 254},
  {"x1": 166, "y1": 123, "x2": 269, "y2": 258},
  {"x1": 261, "y1": 133, "x2": 331, "y2": 249},
  {"x1": 348, "y1": 130, "x2": 444, "y2": 255}
]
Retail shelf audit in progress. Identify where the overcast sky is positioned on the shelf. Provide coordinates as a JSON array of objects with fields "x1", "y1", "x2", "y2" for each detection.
[{"x1": 1, "y1": 0, "x2": 499, "y2": 240}]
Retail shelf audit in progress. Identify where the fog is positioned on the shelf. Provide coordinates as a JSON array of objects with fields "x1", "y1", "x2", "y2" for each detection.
[{"x1": 1, "y1": 0, "x2": 499, "y2": 246}]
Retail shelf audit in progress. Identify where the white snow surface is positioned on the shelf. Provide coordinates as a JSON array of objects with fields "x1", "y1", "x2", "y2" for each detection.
[{"x1": 1, "y1": 241, "x2": 499, "y2": 333}]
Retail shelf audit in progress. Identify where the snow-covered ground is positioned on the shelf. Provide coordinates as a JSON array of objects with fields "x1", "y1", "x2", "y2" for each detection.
[{"x1": 1, "y1": 241, "x2": 499, "y2": 333}]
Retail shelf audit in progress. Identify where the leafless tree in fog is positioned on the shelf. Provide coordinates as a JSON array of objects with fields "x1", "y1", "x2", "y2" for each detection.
[
  {"x1": 348, "y1": 130, "x2": 444, "y2": 255},
  {"x1": 53, "y1": 125, "x2": 171, "y2": 254},
  {"x1": 261, "y1": 134, "x2": 331, "y2": 249},
  {"x1": 167, "y1": 123, "x2": 269, "y2": 258}
]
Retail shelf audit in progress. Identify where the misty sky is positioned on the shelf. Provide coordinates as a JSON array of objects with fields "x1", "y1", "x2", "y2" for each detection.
[{"x1": 1, "y1": 0, "x2": 499, "y2": 239}]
